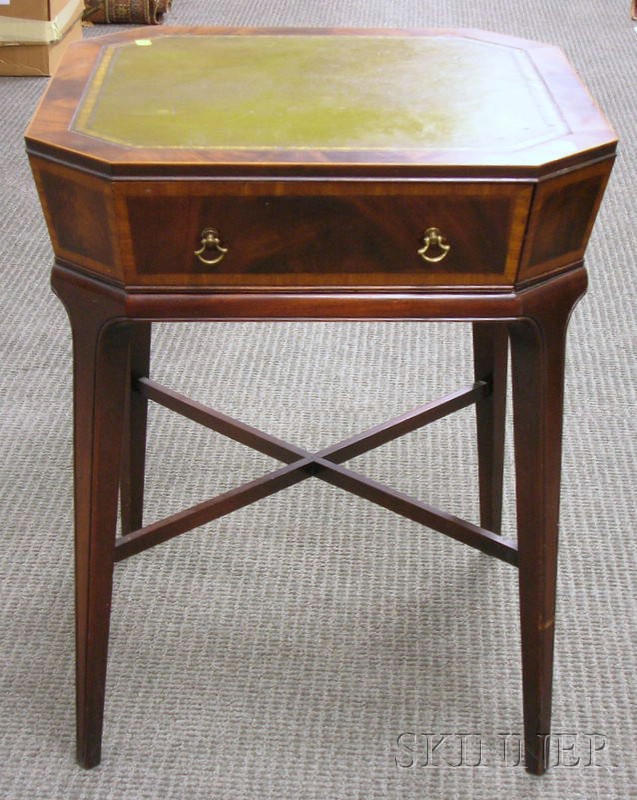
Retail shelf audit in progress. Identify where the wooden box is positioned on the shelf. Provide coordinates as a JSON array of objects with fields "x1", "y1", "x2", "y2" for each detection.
[{"x1": 0, "y1": 0, "x2": 83, "y2": 76}]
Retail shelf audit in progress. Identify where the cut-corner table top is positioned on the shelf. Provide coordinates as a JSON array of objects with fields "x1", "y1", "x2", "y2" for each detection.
[{"x1": 25, "y1": 27, "x2": 617, "y2": 175}]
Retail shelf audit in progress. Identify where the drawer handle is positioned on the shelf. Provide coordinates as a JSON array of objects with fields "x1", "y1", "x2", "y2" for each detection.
[
  {"x1": 418, "y1": 227, "x2": 451, "y2": 263},
  {"x1": 194, "y1": 227, "x2": 228, "y2": 265}
]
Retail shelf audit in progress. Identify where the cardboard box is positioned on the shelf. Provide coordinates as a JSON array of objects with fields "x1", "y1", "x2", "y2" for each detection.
[{"x1": 0, "y1": 0, "x2": 84, "y2": 76}]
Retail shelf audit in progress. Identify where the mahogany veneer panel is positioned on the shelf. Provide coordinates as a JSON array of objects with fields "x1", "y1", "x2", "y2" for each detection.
[
  {"x1": 519, "y1": 159, "x2": 613, "y2": 282},
  {"x1": 117, "y1": 180, "x2": 531, "y2": 289},
  {"x1": 31, "y1": 158, "x2": 120, "y2": 281}
]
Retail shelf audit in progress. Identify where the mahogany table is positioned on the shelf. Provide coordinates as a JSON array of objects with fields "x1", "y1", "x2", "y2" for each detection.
[{"x1": 25, "y1": 27, "x2": 617, "y2": 773}]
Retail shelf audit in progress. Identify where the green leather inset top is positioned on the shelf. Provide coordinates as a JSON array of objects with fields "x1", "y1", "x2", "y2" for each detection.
[{"x1": 73, "y1": 34, "x2": 567, "y2": 151}]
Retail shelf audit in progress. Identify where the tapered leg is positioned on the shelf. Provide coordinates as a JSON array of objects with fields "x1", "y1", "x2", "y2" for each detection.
[
  {"x1": 509, "y1": 312, "x2": 570, "y2": 775},
  {"x1": 53, "y1": 270, "x2": 133, "y2": 769},
  {"x1": 71, "y1": 315, "x2": 131, "y2": 768},
  {"x1": 120, "y1": 322, "x2": 152, "y2": 535},
  {"x1": 472, "y1": 322, "x2": 508, "y2": 534}
]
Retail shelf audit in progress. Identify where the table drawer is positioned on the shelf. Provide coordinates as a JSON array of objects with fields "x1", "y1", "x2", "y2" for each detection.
[{"x1": 117, "y1": 181, "x2": 531, "y2": 289}]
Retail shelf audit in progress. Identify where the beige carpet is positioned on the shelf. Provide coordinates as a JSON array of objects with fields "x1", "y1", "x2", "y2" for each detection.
[{"x1": 1, "y1": 1, "x2": 635, "y2": 798}]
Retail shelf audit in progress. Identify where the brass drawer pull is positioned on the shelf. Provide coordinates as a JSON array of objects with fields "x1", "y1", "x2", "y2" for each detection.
[
  {"x1": 194, "y1": 227, "x2": 228, "y2": 265},
  {"x1": 418, "y1": 227, "x2": 451, "y2": 263}
]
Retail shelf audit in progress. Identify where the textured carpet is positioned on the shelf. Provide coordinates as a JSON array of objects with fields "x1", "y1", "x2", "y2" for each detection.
[{"x1": 1, "y1": 1, "x2": 636, "y2": 799}]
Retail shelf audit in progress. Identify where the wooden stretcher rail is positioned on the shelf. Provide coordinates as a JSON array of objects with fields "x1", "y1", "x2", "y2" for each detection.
[
  {"x1": 136, "y1": 377, "x2": 488, "y2": 464},
  {"x1": 115, "y1": 377, "x2": 517, "y2": 565}
]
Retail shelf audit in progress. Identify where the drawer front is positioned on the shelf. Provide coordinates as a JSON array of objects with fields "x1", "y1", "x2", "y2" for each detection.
[{"x1": 117, "y1": 181, "x2": 531, "y2": 289}]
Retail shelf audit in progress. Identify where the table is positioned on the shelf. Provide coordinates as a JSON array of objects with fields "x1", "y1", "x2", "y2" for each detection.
[{"x1": 25, "y1": 27, "x2": 617, "y2": 773}]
